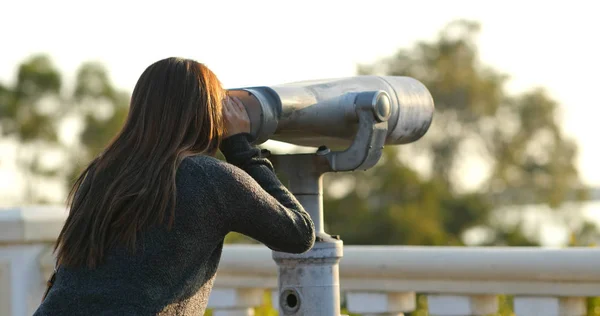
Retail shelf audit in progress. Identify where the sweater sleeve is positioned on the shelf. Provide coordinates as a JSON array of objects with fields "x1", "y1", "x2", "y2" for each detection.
[{"x1": 214, "y1": 133, "x2": 315, "y2": 253}]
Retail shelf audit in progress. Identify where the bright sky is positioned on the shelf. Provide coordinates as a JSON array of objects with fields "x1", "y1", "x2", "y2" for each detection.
[{"x1": 1, "y1": 0, "x2": 599, "y2": 191}]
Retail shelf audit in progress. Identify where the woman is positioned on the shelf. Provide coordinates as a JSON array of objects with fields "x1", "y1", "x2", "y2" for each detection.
[{"x1": 34, "y1": 57, "x2": 315, "y2": 315}]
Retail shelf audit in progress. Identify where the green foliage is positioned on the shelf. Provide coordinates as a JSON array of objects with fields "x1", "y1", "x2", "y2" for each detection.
[
  {"x1": 588, "y1": 297, "x2": 600, "y2": 316},
  {"x1": 224, "y1": 232, "x2": 260, "y2": 244},
  {"x1": 0, "y1": 55, "x2": 60, "y2": 141},
  {"x1": 0, "y1": 54, "x2": 129, "y2": 203},
  {"x1": 324, "y1": 19, "x2": 588, "y2": 247},
  {"x1": 0, "y1": 55, "x2": 65, "y2": 201},
  {"x1": 75, "y1": 62, "x2": 129, "y2": 157},
  {"x1": 254, "y1": 291, "x2": 279, "y2": 316}
]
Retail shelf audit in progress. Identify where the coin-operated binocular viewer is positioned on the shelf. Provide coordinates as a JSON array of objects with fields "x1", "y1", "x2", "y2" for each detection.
[{"x1": 228, "y1": 76, "x2": 434, "y2": 315}]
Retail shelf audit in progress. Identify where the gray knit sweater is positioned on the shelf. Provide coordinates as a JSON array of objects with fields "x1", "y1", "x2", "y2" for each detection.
[{"x1": 34, "y1": 133, "x2": 316, "y2": 315}]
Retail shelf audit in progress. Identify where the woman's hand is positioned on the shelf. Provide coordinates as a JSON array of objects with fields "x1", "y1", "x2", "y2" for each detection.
[{"x1": 223, "y1": 96, "x2": 251, "y2": 138}]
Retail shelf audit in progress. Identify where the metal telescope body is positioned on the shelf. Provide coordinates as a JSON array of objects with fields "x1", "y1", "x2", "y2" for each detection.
[
  {"x1": 228, "y1": 76, "x2": 434, "y2": 316},
  {"x1": 229, "y1": 76, "x2": 433, "y2": 149}
]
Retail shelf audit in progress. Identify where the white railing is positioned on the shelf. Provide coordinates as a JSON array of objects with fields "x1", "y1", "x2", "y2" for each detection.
[{"x1": 2, "y1": 206, "x2": 600, "y2": 316}]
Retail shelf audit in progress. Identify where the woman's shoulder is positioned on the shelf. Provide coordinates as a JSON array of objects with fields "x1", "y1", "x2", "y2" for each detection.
[{"x1": 180, "y1": 155, "x2": 239, "y2": 178}]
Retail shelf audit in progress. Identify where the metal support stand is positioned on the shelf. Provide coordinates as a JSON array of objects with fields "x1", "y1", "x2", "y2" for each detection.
[
  {"x1": 267, "y1": 91, "x2": 393, "y2": 315},
  {"x1": 270, "y1": 154, "x2": 343, "y2": 315}
]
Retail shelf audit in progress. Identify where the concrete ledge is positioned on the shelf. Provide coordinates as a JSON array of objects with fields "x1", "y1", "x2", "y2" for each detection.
[
  {"x1": 216, "y1": 245, "x2": 600, "y2": 283},
  {"x1": 0, "y1": 206, "x2": 67, "y2": 243},
  {"x1": 213, "y1": 245, "x2": 600, "y2": 296}
]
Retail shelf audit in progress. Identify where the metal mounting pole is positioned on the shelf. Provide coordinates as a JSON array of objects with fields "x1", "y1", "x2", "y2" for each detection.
[
  {"x1": 268, "y1": 91, "x2": 392, "y2": 315},
  {"x1": 270, "y1": 154, "x2": 343, "y2": 316}
]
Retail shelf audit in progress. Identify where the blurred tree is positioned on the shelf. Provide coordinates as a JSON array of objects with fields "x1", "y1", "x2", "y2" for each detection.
[
  {"x1": 323, "y1": 20, "x2": 588, "y2": 246},
  {"x1": 68, "y1": 61, "x2": 129, "y2": 179},
  {"x1": 0, "y1": 55, "x2": 128, "y2": 203},
  {"x1": 0, "y1": 54, "x2": 63, "y2": 202}
]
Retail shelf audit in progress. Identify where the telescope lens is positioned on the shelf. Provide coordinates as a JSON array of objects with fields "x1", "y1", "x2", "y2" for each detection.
[{"x1": 374, "y1": 93, "x2": 391, "y2": 122}]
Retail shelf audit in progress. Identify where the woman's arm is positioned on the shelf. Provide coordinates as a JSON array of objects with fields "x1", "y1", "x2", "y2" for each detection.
[{"x1": 213, "y1": 133, "x2": 315, "y2": 253}]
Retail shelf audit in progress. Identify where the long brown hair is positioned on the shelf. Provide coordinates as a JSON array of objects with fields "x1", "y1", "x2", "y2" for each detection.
[{"x1": 55, "y1": 57, "x2": 225, "y2": 268}]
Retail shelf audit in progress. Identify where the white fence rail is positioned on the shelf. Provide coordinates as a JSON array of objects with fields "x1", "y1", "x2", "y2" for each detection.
[{"x1": 2, "y1": 206, "x2": 600, "y2": 316}]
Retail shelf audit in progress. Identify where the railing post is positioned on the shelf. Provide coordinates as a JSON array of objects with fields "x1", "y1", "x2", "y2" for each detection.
[
  {"x1": 208, "y1": 288, "x2": 265, "y2": 316},
  {"x1": 213, "y1": 308, "x2": 254, "y2": 316},
  {"x1": 271, "y1": 290, "x2": 279, "y2": 311},
  {"x1": 0, "y1": 206, "x2": 67, "y2": 316},
  {"x1": 513, "y1": 296, "x2": 587, "y2": 316},
  {"x1": 427, "y1": 294, "x2": 498, "y2": 316},
  {"x1": 345, "y1": 291, "x2": 416, "y2": 315}
]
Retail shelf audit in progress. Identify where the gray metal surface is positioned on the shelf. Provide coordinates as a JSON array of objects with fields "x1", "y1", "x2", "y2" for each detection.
[
  {"x1": 273, "y1": 237, "x2": 343, "y2": 316},
  {"x1": 228, "y1": 76, "x2": 434, "y2": 148}
]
